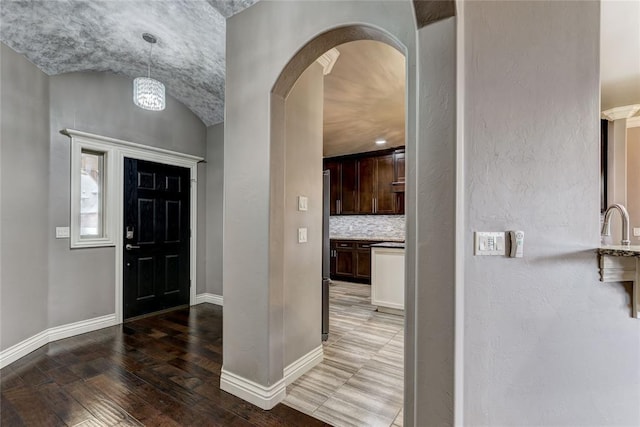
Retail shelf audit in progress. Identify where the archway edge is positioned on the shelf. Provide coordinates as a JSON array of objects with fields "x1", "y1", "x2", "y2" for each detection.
[{"x1": 272, "y1": 24, "x2": 406, "y2": 99}]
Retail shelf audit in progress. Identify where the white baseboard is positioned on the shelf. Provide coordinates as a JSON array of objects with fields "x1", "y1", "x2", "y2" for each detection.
[
  {"x1": 284, "y1": 344, "x2": 324, "y2": 386},
  {"x1": 195, "y1": 293, "x2": 223, "y2": 306},
  {"x1": 0, "y1": 330, "x2": 49, "y2": 370},
  {"x1": 0, "y1": 313, "x2": 117, "y2": 369},
  {"x1": 220, "y1": 367, "x2": 286, "y2": 410}
]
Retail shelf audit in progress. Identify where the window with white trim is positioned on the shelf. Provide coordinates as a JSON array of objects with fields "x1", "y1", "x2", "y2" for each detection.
[{"x1": 70, "y1": 138, "x2": 115, "y2": 248}]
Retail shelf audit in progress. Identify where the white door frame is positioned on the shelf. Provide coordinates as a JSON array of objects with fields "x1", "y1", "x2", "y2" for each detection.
[{"x1": 64, "y1": 129, "x2": 202, "y2": 324}]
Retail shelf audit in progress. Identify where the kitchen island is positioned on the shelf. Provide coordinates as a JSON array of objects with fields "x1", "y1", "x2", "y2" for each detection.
[{"x1": 371, "y1": 242, "x2": 405, "y2": 314}]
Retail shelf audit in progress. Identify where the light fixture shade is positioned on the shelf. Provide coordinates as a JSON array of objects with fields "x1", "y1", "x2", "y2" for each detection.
[{"x1": 133, "y1": 77, "x2": 165, "y2": 111}]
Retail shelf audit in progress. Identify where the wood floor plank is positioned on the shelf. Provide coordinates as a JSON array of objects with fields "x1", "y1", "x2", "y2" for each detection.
[
  {"x1": 35, "y1": 381, "x2": 95, "y2": 426},
  {"x1": 2, "y1": 385, "x2": 65, "y2": 426},
  {"x1": 1, "y1": 304, "x2": 325, "y2": 427}
]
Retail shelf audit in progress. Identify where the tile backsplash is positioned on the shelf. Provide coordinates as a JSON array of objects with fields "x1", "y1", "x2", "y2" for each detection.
[{"x1": 329, "y1": 215, "x2": 405, "y2": 241}]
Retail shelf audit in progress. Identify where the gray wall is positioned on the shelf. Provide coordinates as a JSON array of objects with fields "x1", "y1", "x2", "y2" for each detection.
[
  {"x1": 415, "y1": 17, "x2": 457, "y2": 425},
  {"x1": 0, "y1": 51, "x2": 208, "y2": 351},
  {"x1": 463, "y1": 2, "x2": 640, "y2": 425},
  {"x1": 47, "y1": 71, "x2": 207, "y2": 327},
  {"x1": 206, "y1": 123, "x2": 224, "y2": 296},
  {"x1": 628, "y1": 126, "x2": 640, "y2": 240},
  {"x1": 223, "y1": 0, "x2": 425, "y2": 418},
  {"x1": 0, "y1": 43, "x2": 50, "y2": 350},
  {"x1": 283, "y1": 63, "x2": 323, "y2": 366}
]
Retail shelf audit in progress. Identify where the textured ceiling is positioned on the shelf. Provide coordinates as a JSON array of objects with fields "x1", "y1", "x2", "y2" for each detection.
[
  {"x1": 0, "y1": 0, "x2": 259, "y2": 126},
  {"x1": 323, "y1": 40, "x2": 405, "y2": 158}
]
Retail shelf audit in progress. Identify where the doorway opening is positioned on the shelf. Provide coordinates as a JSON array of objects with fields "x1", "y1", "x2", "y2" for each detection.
[{"x1": 271, "y1": 33, "x2": 407, "y2": 426}]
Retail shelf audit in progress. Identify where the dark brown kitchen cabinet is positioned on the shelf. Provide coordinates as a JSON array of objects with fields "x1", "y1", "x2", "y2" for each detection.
[
  {"x1": 340, "y1": 159, "x2": 358, "y2": 214},
  {"x1": 334, "y1": 241, "x2": 355, "y2": 277},
  {"x1": 375, "y1": 154, "x2": 396, "y2": 214},
  {"x1": 325, "y1": 160, "x2": 341, "y2": 215},
  {"x1": 391, "y1": 148, "x2": 405, "y2": 214},
  {"x1": 394, "y1": 148, "x2": 405, "y2": 183},
  {"x1": 358, "y1": 154, "x2": 395, "y2": 214},
  {"x1": 357, "y1": 157, "x2": 375, "y2": 214},
  {"x1": 324, "y1": 147, "x2": 405, "y2": 215},
  {"x1": 355, "y1": 242, "x2": 374, "y2": 280},
  {"x1": 330, "y1": 239, "x2": 380, "y2": 284}
]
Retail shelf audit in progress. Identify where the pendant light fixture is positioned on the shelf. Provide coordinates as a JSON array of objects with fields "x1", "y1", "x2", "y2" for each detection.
[{"x1": 133, "y1": 33, "x2": 165, "y2": 111}]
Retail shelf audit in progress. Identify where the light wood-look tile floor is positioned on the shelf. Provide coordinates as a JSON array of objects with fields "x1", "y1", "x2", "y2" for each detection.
[{"x1": 283, "y1": 281, "x2": 404, "y2": 427}]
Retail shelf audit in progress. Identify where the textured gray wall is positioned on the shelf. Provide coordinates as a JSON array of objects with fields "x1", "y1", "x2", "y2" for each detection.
[
  {"x1": 206, "y1": 123, "x2": 224, "y2": 296},
  {"x1": 414, "y1": 17, "x2": 457, "y2": 425},
  {"x1": 47, "y1": 71, "x2": 207, "y2": 327},
  {"x1": 283, "y1": 63, "x2": 323, "y2": 367},
  {"x1": 463, "y1": 2, "x2": 640, "y2": 425},
  {"x1": 0, "y1": 44, "x2": 50, "y2": 350},
  {"x1": 223, "y1": 0, "x2": 421, "y2": 413}
]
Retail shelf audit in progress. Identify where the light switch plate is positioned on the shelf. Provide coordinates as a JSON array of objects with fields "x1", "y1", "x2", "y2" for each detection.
[
  {"x1": 56, "y1": 226, "x2": 70, "y2": 239},
  {"x1": 474, "y1": 231, "x2": 505, "y2": 256},
  {"x1": 634, "y1": 227, "x2": 640, "y2": 237},
  {"x1": 298, "y1": 196, "x2": 308, "y2": 211},
  {"x1": 298, "y1": 227, "x2": 308, "y2": 243}
]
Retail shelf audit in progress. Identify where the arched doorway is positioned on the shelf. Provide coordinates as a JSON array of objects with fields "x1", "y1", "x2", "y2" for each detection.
[{"x1": 271, "y1": 32, "x2": 407, "y2": 425}]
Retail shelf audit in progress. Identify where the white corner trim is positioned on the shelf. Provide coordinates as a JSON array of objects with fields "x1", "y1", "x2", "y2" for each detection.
[
  {"x1": 0, "y1": 314, "x2": 117, "y2": 369},
  {"x1": 283, "y1": 344, "x2": 323, "y2": 386},
  {"x1": 220, "y1": 367, "x2": 286, "y2": 410},
  {"x1": 627, "y1": 115, "x2": 640, "y2": 129},
  {"x1": 195, "y1": 293, "x2": 223, "y2": 306},
  {"x1": 455, "y1": 1, "x2": 466, "y2": 425},
  {"x1": 316, "y1": 48, "x2": 340, "y2": 75},
  {"x1": 601, "y1": 105, "x2": 640, "y2": 121}
]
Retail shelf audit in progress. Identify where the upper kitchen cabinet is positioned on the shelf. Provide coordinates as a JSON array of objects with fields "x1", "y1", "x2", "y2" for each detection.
[
  {"x1": 358, "y1": 157, "x2": 376, "y2": 214},
  {"x1": 375, "y1": 154, "x2": 396, "y2": 214},
  {"x1": 324, "y1": 147, "x2": 405, "y2": 215},
  {"x1": 394, "y1": 148, "x2": 405, "y2": 183},
  {"x1": 340, "y1": 159, "x2": 358, "y2": 214},
  {"x1": 325, "y1": 160, "x2": 341, "y2": 215},
  {"x1": 392, "y1": 148, "x2": 405, "y2": 214}
]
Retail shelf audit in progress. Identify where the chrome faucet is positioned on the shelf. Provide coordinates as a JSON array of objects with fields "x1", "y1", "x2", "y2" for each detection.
[{"x1": 601, "y1": 203, "x2": 630, "y2": 246}]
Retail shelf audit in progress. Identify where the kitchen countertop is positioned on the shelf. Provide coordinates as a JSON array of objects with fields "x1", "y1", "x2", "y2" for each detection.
[
  {"x1": 330, "y1": 236, "x2": 405, "y2": 243},
  {"x1": 371, "y1": 242, "x2": 405, "y2": 249},
  {"x1": 598, "y1": 245, "x2": 640, "y2": 257}
]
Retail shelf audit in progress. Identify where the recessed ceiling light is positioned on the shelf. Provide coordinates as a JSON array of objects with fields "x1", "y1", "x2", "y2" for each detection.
[{"x1": 375, "y1": 138, "x2": 387, "y2": 145}]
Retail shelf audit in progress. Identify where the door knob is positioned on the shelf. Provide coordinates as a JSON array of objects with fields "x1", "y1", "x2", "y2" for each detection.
[{"x1": 125, "y1": 244, "x2": 141, "y2": 250}]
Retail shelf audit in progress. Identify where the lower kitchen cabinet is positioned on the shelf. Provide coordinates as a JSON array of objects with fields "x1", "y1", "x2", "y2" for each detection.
[{"x1": 330, "y1": 240, "x2": 381, "y2": 284}]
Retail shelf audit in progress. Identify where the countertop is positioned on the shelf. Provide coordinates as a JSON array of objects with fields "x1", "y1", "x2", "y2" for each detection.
[
  {"x1": 371, "y1": 242, "x2": 405, "y2": 249},
  {"x1": 330, "y1": 236, "x2": 405, "y2": 243},
  {"x1": 598, "y1": 245, "x2": 640, "y2": 257}
]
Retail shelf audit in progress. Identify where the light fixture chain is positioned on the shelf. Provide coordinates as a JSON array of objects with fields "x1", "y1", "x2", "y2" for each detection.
[{"x1": 147, "y1": 41, "x2": 153, "y2": 78}]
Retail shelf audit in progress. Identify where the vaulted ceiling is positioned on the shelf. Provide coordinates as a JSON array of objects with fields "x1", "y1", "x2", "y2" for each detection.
[{"x1": 0, "y1": 0, "x2": 259, "y2": 126}]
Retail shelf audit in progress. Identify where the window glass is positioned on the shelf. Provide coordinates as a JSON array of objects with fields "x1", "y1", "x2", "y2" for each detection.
[{"x1": 80, "y1": 151, "x2": 103, "y2": 238}]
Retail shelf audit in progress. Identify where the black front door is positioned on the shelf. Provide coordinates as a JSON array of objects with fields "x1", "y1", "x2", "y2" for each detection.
[{"x1": 123, "y1": 158, "x2": 190, "y2": 319}]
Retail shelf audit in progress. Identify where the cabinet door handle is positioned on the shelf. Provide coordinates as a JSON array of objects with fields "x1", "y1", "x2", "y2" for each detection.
[{"x1": 338, "y1": 200, "x2": 341, "y2": 214}]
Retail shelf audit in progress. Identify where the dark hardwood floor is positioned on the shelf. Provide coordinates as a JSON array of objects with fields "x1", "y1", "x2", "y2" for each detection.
[{"x1": 0, "y1": 304, "x2": 330, "y2": 426}]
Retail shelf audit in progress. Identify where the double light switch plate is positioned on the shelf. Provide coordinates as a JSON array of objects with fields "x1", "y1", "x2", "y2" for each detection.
[{"x1": 474, "y1": 231, "x2": 505, "y2": 256}]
